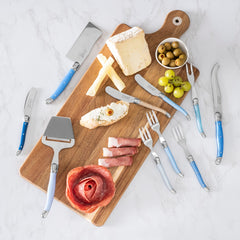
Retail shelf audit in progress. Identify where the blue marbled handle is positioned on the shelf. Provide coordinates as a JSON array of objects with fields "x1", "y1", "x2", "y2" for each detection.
[
  {"x1": 42, "y1": 170, "x2": 57, "y2": 218},
  {"x1": 216, "y1": 120, "x2": 224, "y2": 159},
  {"x1": 164, "y1": 146, "x2": 182, "y2": 176},
  {"x1": 49, "y1": 68, "x2": 76, "y2": 101},
  {"x1": 18, "y1": 121, "x2": 29, "y2": 151},
  {"x1": 193, "y1": 103, "x2": 205, "y2": 136},
  {"x1": 190, "y1": 161, "x2": 207, "y2": 189},
  {"x1": 162, "y1": 95, "x2": 190, "y2": 120}
]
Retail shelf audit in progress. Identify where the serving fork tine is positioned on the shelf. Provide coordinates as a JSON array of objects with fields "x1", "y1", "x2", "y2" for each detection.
[
  {"x1": 172, "y1": 125, "x2": 209, "y2": 191},
  {"x1": 139, "y1": 126, "x2": 176, "y2": 193},
  {"x1": 146, "y1": 111, "x2": 183, "y2": 177},
  {"x1": 186, "y1": 63, "x2": 194, "y2": 85}
]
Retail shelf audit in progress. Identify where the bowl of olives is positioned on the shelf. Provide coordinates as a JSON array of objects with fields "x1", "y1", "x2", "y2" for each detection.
[{"x1": 155, "y1": 37, "x2": 189, "y2": 69}]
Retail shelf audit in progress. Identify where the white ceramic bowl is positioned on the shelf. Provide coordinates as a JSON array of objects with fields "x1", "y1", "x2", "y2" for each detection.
[{"x1": 155, "y1": 37, "x2": 189, "y2": 70}]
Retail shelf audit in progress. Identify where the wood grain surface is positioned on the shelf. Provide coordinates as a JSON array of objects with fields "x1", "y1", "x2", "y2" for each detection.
[{"x1": 20, "y1": 10, "x2": 199, "y2": 226}]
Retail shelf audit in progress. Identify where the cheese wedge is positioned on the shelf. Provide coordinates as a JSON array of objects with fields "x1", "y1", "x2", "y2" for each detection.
[{"x1": 106, "y1": 27, "x2": 152, "y2": 76}]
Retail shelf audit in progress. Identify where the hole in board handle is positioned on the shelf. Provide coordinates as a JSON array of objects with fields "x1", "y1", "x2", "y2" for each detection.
[{"x1": 173, "y1": 16, "x2": 182, "y2": 26}]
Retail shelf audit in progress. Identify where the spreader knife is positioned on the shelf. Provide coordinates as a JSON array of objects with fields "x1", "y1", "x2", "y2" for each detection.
[
  {"x1": 16, "y1": 88, "x2": 37, "y2": 156},
  {"x1": 211, "y1": 63, "x2": 223, "y2": 165},
  {"x1": 46, "y1": 22, "x2": 102, "y2": 104},
  {"x1": 105, "y1": 86, "x2": 171, "y2": 118},
  {"x1": 134, "y1": 74, "x2": 190, "y2": 120}
]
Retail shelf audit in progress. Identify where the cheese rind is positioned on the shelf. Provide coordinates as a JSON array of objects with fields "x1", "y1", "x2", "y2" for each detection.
[{"x1": 106, "y1": 27, "x2": 152, "y2": 76}]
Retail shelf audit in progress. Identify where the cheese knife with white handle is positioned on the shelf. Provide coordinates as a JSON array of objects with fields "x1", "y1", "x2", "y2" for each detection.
[{"x1": 105, "y1": 86, "x2": 171, "y2": 118}]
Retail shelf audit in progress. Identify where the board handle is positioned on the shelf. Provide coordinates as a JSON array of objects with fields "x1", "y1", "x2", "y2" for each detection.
[{"x1": 146, "y1": 10, "x2": 190, "y2": 51}]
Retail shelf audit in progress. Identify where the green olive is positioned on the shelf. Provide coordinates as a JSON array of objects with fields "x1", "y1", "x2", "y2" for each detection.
[
  {"x1": 175, "y1": 58, "x2": 185, "y2": 67},
  {"x1": 179, "y1": 53, "x2": 187, "y2": 61},
  {"x1": 158, "y1": 45, "x2": 166, "y2": 54},
  {"x1": 171, "y1": 41, "x2": 179, "y2": 49},
  {"x1": 162, "y1": 57, "x2": 170, "y2": 66},
  {"x1": 169, "y1": 59, "x2": 176, "y2": 67},
  {"x1": 166, "y1": 51, "x2": 174, "y2": 59},
  {"x1": 158, "y1": 53, "x2": 165, "y2": 61},
  {"x1": 164, "y1": 42, "x2": 171, "y2": 51},
  {"x1": 173, "y1": 48, "x2": 182, "y2": 57}
]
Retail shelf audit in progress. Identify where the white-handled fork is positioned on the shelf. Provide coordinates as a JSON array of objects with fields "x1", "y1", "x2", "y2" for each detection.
[{"x1": 139, "y1": 126, "x2": 176, "y2": 194}]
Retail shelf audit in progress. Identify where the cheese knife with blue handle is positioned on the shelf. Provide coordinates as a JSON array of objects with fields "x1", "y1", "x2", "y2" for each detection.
[
  {"x1": 186, "y1": 63, "x2": 206, "y2": 137},
  {"x1": 211, "y1": 63, "x2": 223, "y2": 165},
  {"x1": 46, "y1": 22, "x2": 102, "y2": 104},
  {"x1": 134, "y1": 74, "x2": 191, "y2": 120},
  {"x1": 16, "y1": 88, "x2": 37, "y2": 156}
]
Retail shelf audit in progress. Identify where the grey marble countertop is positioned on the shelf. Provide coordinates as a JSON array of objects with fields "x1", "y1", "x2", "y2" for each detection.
[{"x1": 1, "y1": 0, "x2": 240, "y2": 239}]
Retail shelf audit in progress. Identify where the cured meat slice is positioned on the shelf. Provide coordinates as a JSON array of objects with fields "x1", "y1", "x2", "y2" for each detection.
[
  {"x1": 103, "y1": 147, "x2": 138, "y2": 157},
  {"x1": 108, "y1": 137, "x2": 141, "y2": 148},
  {"x1": 66, "y1": 165, "x2": 115, "y2": 213},
  {"x1": 98, "y1": 156, "x2": 133, "y2": 168}
]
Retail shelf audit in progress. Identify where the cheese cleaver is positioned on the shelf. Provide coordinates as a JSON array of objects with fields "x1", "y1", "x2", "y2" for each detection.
[{"x1": 46, "y1": 22, "x2": 102, "y2": 104}]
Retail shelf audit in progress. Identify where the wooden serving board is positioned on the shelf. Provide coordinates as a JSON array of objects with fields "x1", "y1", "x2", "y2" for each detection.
[{"x1": 20, "y1": 10, "x2": 199, "y2": 226}]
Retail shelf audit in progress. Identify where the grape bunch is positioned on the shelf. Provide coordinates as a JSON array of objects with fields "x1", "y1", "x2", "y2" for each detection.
[{"x1": 158, "y1": 70, "x2": 191, "y2": 98}]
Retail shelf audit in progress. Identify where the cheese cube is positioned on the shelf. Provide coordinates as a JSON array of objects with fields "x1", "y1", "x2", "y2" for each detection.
[{"x1": 106, "y1": 27, "x2": 152, "y2": 76}]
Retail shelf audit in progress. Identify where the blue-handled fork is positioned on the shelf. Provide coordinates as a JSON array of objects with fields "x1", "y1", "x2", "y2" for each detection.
[
  {"x1": 186, "y1": 63, "x2": 206, "y2": 138},
  {"x1": 139, "y1": 126, "x2": 176, "y2": 194},
  {"x1": 172, "y1": 125, "x2": 209, "y2": 191},
  {"x1": 146, "y1": 110, "x2": 183, "y2": 177}
]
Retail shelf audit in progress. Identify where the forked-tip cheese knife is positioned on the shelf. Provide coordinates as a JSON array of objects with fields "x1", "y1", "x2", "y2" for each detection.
[
  {"x1": 46, "y1": 22, "x2": 102, "y2": 104},
  {"x1": 211, "y1": 63, "x2": 224, "y2": 165},
  {"x1": 16, "y1": 88, "x2": 37, "y2": 156},
  {"x1": 186, "y1": 63, "x2": 206, "y2": 137},
  {"x1": 134, "y1": 74, "x2": 191, "y2": 120},
  {"x1": 105, "y1": 86, "x2": 171, "y2": 118}
]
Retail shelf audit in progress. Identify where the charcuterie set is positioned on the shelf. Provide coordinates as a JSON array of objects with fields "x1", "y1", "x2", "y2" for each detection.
[{"x1": 18, "y1": 10, "x2": 223, "y2": 226}]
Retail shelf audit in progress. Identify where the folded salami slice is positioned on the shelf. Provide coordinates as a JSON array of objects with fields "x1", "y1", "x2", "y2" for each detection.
[
  {"x1": 108, "y1": 137, "x2": 141, "y2": 148},
  {"x1": 103, "y1": 147, "x2": 138, "y2": 157},
  {"x1": 98, "y1": 156, "x2": 133, "y2": 168},
  {"x1": 66, "y1": 165, "x2": 115, "y2": 213}
]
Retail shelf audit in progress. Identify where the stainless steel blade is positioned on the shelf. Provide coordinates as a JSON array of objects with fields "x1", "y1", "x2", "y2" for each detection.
[
  {"x1": 134, "y1": 74, "x2": 164, "y2": 98},
  {"x1": 43, "y1": 116, "x2": 74, "y2": 141},
  {"x1": 211, "y1": 63, "x2": 222, "y2": 114},
  {"x1": 66, "y1": 22, "x2": 102, "y2": 64},
  {"x1": 105, "y1": 86, "x2": 140, "y2": 104},
  {"x1": 24, "y1": 88, "x2": 37, "y2": 118}
]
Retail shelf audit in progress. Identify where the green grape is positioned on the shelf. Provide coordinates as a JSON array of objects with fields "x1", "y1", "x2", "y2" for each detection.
[
  {"x1": 165, "y1": 70, "x2": 175, "y2": 79},
  {"x1": 181, "y1": 82, "x2": 191, "y2": 91},
  {"x1": 173, "y1": 87, "x2": 184, "y2": 98},
  {"x1": 164, "y1": 83, "x2": 174, "y2": 93},
  {"x1": 158, "y1": 77, "x2": 169, "y2": 86},
  {"x1": 172, "y1": 76, "x2": 183, "y2": 87}
]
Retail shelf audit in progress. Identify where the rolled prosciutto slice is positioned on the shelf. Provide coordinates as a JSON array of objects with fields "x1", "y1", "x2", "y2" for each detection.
[
  {"x1": 108, "y1": 137, "x2": 141, "y2": 148},
  {"x1": 98, "y1": 156, "x2": 133, "y2": 168},
  {"x1": 66, "y1": 165, "x2": 115, "y2": 213},
  {"x1": 103, "y1": 147, "x2": 138, "y2": 157}
]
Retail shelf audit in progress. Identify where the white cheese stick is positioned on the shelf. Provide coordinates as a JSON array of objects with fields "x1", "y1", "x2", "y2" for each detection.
[
  {"x1": 97, "y1": 54, "x2": 126, "y2": 91},
  {"x1": 86, "y1": 57, "x2": 114, "y2": 96}
]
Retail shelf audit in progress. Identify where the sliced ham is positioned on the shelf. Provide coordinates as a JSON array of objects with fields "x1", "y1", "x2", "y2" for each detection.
[
  {"x1": 98, "y1": 156, "x2": 133, "y2": 168},
  {"x1": 66, "y1": 165, "x2": 115, "y2": 213},
  {"x1": 103, "y1": 147, "x2": 138, "y2": 157},
  {"x1": 108, "y1": 137, "x2": 141, "y2": 148}
]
